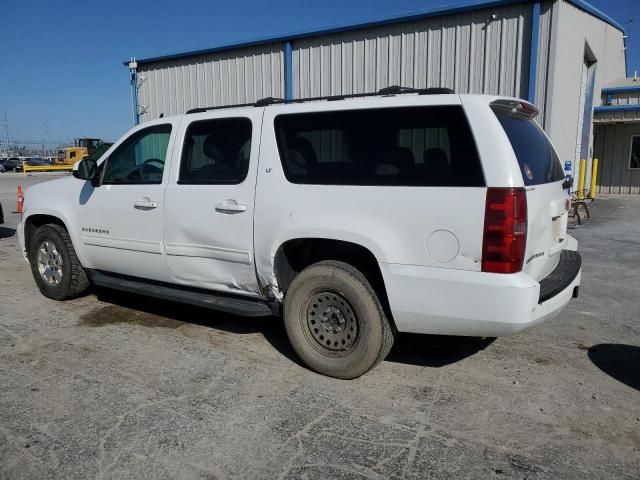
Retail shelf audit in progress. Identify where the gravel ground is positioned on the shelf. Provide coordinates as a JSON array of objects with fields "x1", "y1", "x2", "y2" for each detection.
[{"x1": 0, "y1": 172, "x2": 638, "y2": 479}]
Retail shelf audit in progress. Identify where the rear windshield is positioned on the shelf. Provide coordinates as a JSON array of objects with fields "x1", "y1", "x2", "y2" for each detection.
[
  {"x1": 274, "y1": 106, "x2": 484, "y2": 187},
  {"x1": 492, "y1": 108, "x2": 564, "y2": 186}
]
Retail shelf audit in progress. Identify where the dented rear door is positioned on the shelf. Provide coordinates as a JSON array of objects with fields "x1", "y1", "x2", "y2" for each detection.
[{"x1": 162, "y1": 109, "x2": 264, "y2": 295}]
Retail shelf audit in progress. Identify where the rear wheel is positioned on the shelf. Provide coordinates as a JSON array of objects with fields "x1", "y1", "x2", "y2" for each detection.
[
  {"x1": 283, "y1": 260, "x2": 394, "y2": 379},
  {"x1": 29, "y1": 224, "x2": 90, "y2": 300}
]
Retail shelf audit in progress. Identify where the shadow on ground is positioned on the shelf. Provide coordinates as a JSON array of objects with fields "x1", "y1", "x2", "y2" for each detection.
[
  {"x1": 84, "y1": 287, "x2": 304, "y2": 366},
  {"x1": 0, "y1": 227, "x2": 16, "y2": 239},
  {"x1": 83, "y1": 287, "x2": 493, "y2": 370},
  {"x1": 387, "y1": 334, "x2": 495, "y2": 367},
  {"x1": 588, "y1": 343, "x2": 640, "y2": 391}
]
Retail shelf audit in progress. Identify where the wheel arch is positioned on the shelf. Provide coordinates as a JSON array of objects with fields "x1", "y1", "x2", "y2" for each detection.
[
  {"x1": 271, "y1": 237, "x2": 393, "y2": 323},
  {"x1": 23, "y1": 213, "x2": 75, "y2": 258}
]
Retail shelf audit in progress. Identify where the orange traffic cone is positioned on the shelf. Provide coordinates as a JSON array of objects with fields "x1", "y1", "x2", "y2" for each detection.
[{"x1": 16, "y1": 185, "x2": 24, "y2": 213}]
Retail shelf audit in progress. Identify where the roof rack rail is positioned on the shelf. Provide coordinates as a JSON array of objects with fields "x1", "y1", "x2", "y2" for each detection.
[
  {"x1": 186, "y1": 85, "x2": 456, "y2": 114},
  {"x1": 419, "y1": 87, "x2": 456, "y2": 95},
  {"x1": 186, "y1": 102, "x2": 255, "y2": 114},
  {"x1": 378, "y1": 85, "x2": 419, "y2": 95},
  {"x1": 254, "y1": 97, "x2": 286, "y2": 107},
  {"x1": 378, "y1": 86, "x2": 455, "y2": 95}
]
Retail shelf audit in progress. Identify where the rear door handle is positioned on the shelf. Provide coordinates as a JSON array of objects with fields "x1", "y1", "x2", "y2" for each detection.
[
  {"x1": 215, "y1": 200, "x2": 247, "y2": 214},
  {"x1": 133, "y1": 199, "x2": 158, "y2": 210}
]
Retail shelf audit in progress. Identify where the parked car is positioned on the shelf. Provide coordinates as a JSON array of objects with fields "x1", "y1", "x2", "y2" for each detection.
[
  {"x1": 0, "y1": 163, "x2": 5, "y2": 173},
  {"x1": 2, "y1": 157, "x2": 21, "y2": 171},
  {"x1": 15, "y1": 157, "x2": 48, "y2": 172},
  {"x1": 17, "y1": 89, "x2": 581, "y2": 378}
]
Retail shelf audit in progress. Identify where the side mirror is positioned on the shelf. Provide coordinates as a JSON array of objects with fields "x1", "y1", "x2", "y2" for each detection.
[{"x1": 73, "y1": 158, "x2": 98, "y2": 182}]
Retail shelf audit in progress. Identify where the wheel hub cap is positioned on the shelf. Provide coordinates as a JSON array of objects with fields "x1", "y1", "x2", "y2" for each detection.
[
  {"x1": 307, "y1": 292, "x2": 358, "y2": 351},
  {"x1": 37, "y1": 241, "x2": 63, "y2": 286}
]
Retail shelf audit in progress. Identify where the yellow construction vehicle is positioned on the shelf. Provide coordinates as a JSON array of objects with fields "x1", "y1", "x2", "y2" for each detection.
[{"x1": 57, "y1": 138, "x2": 109, "y2": 165}]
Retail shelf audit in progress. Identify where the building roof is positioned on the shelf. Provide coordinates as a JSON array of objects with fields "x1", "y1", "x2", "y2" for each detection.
[
  {"x1": 602, "y1": 77, "x2": 640, "y2": 94},
  {"x1": 125, "y1": 0, "x2": 625, "y2": 67}
]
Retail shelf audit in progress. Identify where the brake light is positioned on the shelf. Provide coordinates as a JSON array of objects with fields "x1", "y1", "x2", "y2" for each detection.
[
  {"x1": 519, "y1": 101, "x2": 538, "y2": 116},
  {"x1": 482, "y1": 188, "x2": 527, "y2": 274}
]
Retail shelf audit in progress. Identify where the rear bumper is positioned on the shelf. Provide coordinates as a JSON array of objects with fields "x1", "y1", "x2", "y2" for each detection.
[
  {"x1": 538, "y1": 250, "x2": 581, "y2": 303},
  {"x1": 381, "y1": 237, "x2": 581, "y2": 337}
]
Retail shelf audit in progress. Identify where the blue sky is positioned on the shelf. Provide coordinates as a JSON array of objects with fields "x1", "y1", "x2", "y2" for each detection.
[{"x1": 1, "y1": 0, "x2": 638, "y2": 148}]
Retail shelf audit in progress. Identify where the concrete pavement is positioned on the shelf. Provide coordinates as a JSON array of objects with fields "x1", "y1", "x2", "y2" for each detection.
[{"x1": 0, "y1": 173, "x2": 638, "y2": 479}]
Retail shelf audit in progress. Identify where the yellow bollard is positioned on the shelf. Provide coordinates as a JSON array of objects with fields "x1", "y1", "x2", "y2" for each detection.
[
  {"x1": 589, "y1": 158, "x2": 598, "y2": 199},
  {"x1": 578, "y1": 159, "x2": 586, "y2": 200}
]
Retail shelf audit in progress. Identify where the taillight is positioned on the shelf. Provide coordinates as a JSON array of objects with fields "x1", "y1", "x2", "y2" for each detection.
[{"x1": 482, "y1": 187, "x2": 527, "y2": 274}]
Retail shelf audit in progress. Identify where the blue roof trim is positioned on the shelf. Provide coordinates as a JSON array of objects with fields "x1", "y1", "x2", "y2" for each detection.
[
  {"x1": 594, "y1": 105, "x2": 640, "y2": 113},
  {"x1": 124, "y1": 0, "x2": 625, "y2": 66},
  {"x1": 601, "y1": 86, "x2": 640, "y2": 94}
]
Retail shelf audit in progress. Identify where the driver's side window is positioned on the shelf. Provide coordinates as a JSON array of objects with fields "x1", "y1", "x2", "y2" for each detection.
[{"x1": 102, "y1": 124, "x2": 172, "y2": 184}]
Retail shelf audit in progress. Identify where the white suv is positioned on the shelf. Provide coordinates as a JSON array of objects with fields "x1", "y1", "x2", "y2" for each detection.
[{"x1": 18, "y1": 88, "x2": 581, "y2": 378}]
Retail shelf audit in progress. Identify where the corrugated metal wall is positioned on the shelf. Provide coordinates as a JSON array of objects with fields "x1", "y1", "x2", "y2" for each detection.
[
  {"x1": 137, "y1": 44, "x2": 284, "y2": 122},
  {"x1": 135, "y1": 3, "x2": 536, "y2": 123},
  {"x1": 292, "y1": 3, "x2": 532, "y2": 99},
  {"x1": 535, "y1": 1, "x2": 554, "y2": 127},
  {"x1": 594, "y1": 123, "x2": 640, "y2": 194}
]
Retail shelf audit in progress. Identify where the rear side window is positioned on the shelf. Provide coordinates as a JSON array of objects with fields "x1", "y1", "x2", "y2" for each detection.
[
  {"x1": 274, "y1": 106, "x2": 484, "y2": 186},
  {"x1": 179, "y1": 118, "x2": 252, "y2": 185},
  {"x1": 492, "y1": 108, "x2": 564, "y2": 186}
]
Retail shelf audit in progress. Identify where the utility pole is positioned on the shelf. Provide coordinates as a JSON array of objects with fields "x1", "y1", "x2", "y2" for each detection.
[
  {"x1": 128, "y1": 57, "x2": 139, "y2": 126},
  {"x1": 3, "y1": 112, "x2": 10, "y2": 155},
  {"x1": 42, "y1": 121, "x2": 49, "y2": 157}
]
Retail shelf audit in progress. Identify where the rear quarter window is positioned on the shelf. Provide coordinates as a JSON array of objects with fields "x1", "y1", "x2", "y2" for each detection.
[
  {"x1": 274, "y1": 106, "x2": 484, "y2": 187},
  {"x1": 492, "y1": 107, "x2": 564, "y2": 186}
]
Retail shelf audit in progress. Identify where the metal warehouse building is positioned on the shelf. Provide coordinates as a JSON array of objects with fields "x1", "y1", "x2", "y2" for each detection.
[
  {"x1": 593, "y1": 78, "x2": 640, "y2": 194},
  {"x1": 125, "y1": 0, "x2": 630, "y2": 191}
]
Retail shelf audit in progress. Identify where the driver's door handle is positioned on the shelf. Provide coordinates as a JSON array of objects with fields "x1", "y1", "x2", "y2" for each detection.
[{"x1": 133, "y1": 199, "x2": 158, "y2": 210}]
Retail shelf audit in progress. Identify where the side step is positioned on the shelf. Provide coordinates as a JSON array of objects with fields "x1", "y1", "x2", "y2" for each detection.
[{"x1": 88, "y1": 270, "x2": 276, "y2": 317}]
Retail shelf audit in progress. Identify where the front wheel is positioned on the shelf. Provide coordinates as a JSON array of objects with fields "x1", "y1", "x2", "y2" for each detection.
[
  {"x1": 283, "y1": 260, "x2": 395, "y2": 379},
  {"x1": 28, "y1": 224, "x2": 90, "y2": 300}
]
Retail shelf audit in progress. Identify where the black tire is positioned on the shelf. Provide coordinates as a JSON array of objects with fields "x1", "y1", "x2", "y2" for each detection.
[
  {"x1": 28, "y1": 224, "x2": 90, "y2": 300},
  {"x1": 283, "y1": 260, "x2": 395, "y2": 379}
]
